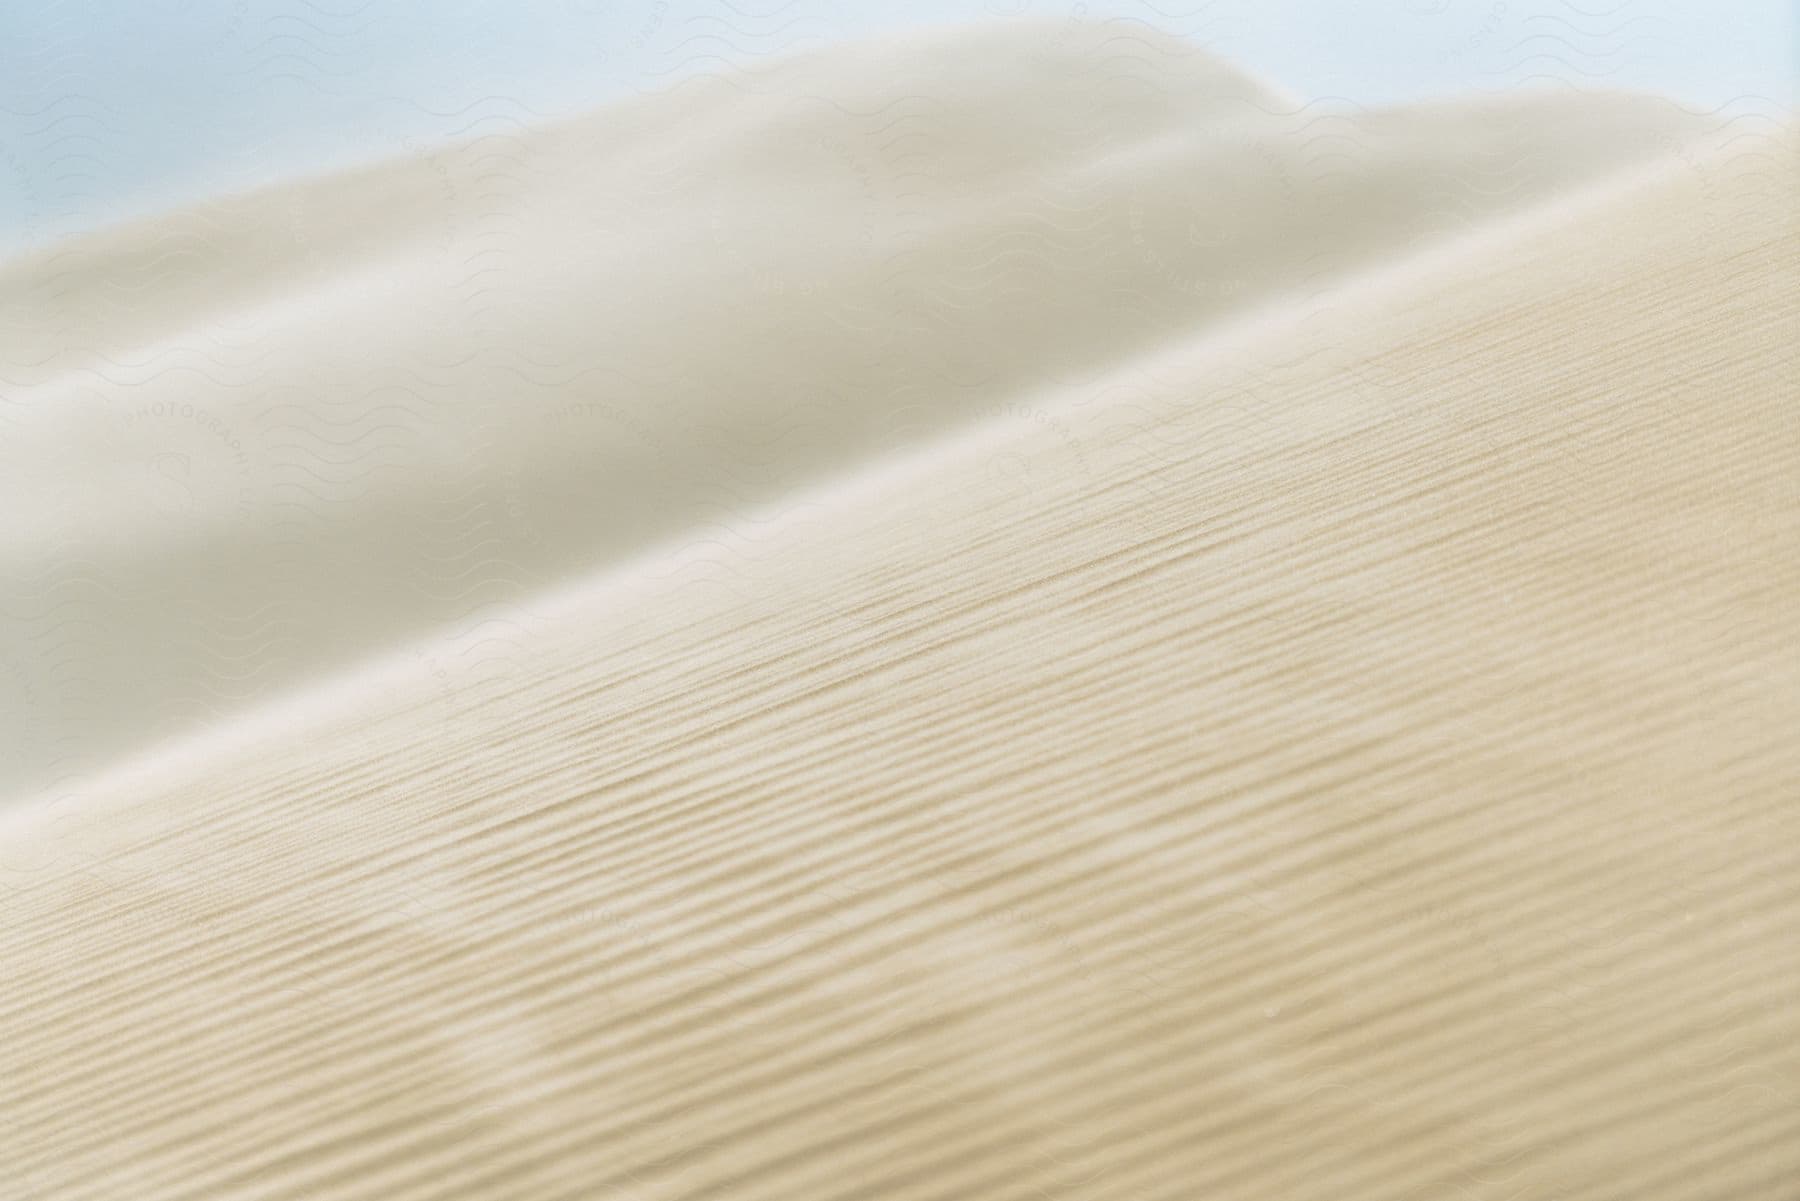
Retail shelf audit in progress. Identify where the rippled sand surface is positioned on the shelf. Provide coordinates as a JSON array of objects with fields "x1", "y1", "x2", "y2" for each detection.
[{"x1": 2, "y1": 22, "x2": 1796, "y2": 1201}]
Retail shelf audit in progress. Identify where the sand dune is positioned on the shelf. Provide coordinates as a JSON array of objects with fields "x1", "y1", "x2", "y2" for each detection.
[
  {"x1": 2, "y1": 20, "x2": 1797, "y2": 1201},
  {"x1": 0, "y1": 21, "x2": 1725, "y2": 805}
]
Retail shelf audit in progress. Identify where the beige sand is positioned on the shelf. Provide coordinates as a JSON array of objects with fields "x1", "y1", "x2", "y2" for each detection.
[
  {"x1": 0, "y1": 22, "x2": 1724, "y2": 805},
  {"x1": 2, "y1": 21, "x2": 1797, "y2": 1201}
]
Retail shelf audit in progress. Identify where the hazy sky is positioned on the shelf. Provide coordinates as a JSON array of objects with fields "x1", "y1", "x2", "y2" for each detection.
[{"x1": 2, "y1": 0, "x2": 1794, "y2": 253}]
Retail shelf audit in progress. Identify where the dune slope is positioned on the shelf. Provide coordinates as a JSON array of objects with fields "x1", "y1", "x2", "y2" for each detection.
[
  {"x1": 0, "y1": 21, "x2": 1724, "y2": 804},
  {"x1": 1, "y1": 20, "x2": 1797, "y2": 1200}
]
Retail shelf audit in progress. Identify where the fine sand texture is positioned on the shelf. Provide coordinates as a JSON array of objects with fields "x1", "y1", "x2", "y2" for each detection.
[{"x1": 3, "y1": 20, "x2": 1798, "y2": 1201}]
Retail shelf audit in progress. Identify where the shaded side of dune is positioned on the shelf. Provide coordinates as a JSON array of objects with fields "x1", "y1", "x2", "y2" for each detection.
[{"x1": 0, "y1": 22, "x2": 1732, "y2": 802}]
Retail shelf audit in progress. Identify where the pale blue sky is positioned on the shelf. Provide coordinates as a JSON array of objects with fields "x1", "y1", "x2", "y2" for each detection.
[{"x1": 2, "y1": 0, "x2": 1793, "y2": 254}]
